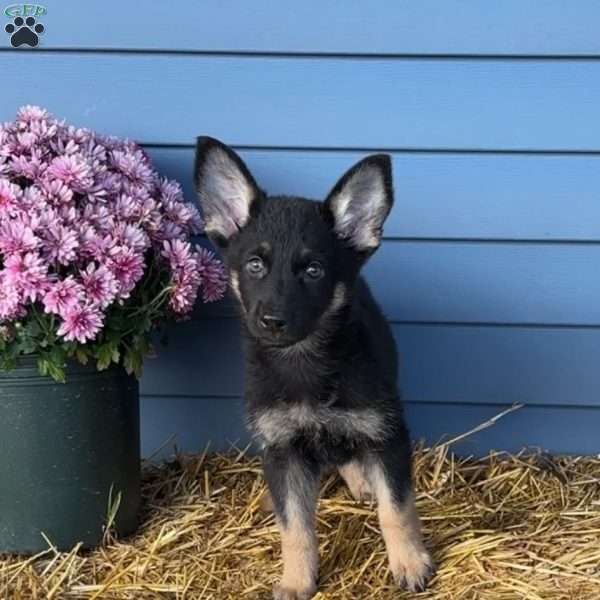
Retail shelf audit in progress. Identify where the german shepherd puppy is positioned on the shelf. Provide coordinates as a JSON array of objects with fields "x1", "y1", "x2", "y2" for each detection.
[{"x1": 195, "y1": 138, "x2": 434, "y2": 599}]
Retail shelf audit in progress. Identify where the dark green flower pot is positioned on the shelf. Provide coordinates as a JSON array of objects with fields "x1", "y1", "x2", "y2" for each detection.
[{"x1": 0, "y1": 356, "x2": 141, "y2": 553}]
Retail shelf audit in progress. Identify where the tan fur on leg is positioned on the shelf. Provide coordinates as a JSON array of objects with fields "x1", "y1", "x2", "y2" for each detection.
[
  {"x1": 371, "y1": 463, "x2": 434, "y2": 592},
  {"x1": 338, "y1": 461, "x2": 372, "y2": 501},
  {"x1": 273, "y1": 497, "x2": 318, "y2": 600},
  {"x1": 259, "y1": 489, "x2": 274, "y2": 513}
]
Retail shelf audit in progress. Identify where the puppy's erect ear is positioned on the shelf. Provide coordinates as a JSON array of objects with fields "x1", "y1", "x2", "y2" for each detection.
[
  {"x1": 195, "y1": 137, "x2": 260, "y2": 244},
  {"x1": 324, "y1": 154, "x2": 393, "y2": 253}
]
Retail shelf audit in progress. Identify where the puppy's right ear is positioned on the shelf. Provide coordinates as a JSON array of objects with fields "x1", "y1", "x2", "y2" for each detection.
[{"x1": 195, "y1": 137, "x2": 260, "y2": 245}]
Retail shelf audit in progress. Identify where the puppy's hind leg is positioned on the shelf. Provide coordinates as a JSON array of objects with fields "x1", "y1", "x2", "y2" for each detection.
[
  {"x1": 338, "y1": 460, "x2": 373, "y2": 501},
  {"x1": 263, "y1": 448, "x2": 320, "y2": 600},
  {"x1": 259, "y1": 489, "x2": 275, "y2": 513},
  {"x1": 368, "y1": 433, "x2": 435, "y2": 592}
]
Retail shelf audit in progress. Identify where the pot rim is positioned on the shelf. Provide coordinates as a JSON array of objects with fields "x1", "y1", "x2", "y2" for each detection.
[{"x1": 0, "y1": 353, "x2": 135, "y2": 383}]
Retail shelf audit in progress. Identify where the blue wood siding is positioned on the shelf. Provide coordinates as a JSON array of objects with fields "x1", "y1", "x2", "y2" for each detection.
[
  {"x1": 146, "y1": 149, "x2": 600, "y2": 241},
  {"x1": 2, "y1": 1, "x2": 600, "y2": 454},
  {"x1": 33, "y1": 1, "x2": 600, "y2": 55},
  {"x1": 5, "y1": 55, "x2": 600, "y2": 150}
]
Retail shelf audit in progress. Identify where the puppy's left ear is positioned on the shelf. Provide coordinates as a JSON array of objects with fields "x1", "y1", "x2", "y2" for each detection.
[{"x1": 324, "y1": 154, "x2": 393, "y2": 253}]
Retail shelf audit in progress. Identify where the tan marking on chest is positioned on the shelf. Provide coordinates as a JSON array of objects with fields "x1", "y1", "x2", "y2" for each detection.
[{"x1": 253, "y1": 402, "x2": 388, "y2": 447}]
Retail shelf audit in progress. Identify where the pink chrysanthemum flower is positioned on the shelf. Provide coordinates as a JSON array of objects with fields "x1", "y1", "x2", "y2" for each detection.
[
  {"x1": 155, "y1": 220, "x2": 185, "y2": 242},
  {"x1": 0, "y1": 220, "x2": 39, "y2": 254},
  {"x1": 57, "y1": 303, "x2": 103, "y2": 343},
  {"x1": 42, "y1": 276, "x2": 85, "y2": 316},
  {"x1": 42, "y1": 224, "x2": 79, "y2": 265},
  {"x1": 110, "y1": 150, "x2": 155, "y2": 185},
  {"x1": 16, "y1": 131, "x2": 38, "y2": 150},
  {"x1": 9, "y1": 150, "x2": 44, "y2": 180},
  {"x1": 169, "y1": 276, "x2": 198, "y2": 313},
  {"x1": 113, "y1": 223, "x2": 149, "y2": 253},
  {"x1": 46, "y1": 155, "x2": 94, "y2": 192},
  {"x1": 80, "y1": 228, "x2": 114, "y2": 262},
  {"x1": 196, "y1": 247, "x2": 228, "y2": 303},
  {"x1": 0, "y1": 179, "x2": 22, "y2": 214},
  {"x1": 0, "y1": 274, "x2": 21, "y2": 320},
  {"x1": 4, "y1": 252, "x2": 49, "y2": 302},
  {"x1": 17, "y1": 105, "x2": 49, "y2": 122},
  {"x1": 162, "y1": 196, "x2": 203, "y2": 235},
  {"x1": 39, "y1": 178, "x2": 74, "y2": 206},
  {"x1": 162, "y1": 239, "x2": 194, "y2": 269},
  {"x1": 108, "y1": 245, "x2": 145, "y2": 298},
  {"x1": 80, "y1": 263, "x2": 118, "y2": 309},
  {"x1": 114, "y1": 195, "x2": 138, "y2": 220}
]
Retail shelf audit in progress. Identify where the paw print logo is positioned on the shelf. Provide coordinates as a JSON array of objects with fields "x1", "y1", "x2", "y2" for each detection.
[{"x1": 5, "y1": 16, "x2": 44, "y2": 47}]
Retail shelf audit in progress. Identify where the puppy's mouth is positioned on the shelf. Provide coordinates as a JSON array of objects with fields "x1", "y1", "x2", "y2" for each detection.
[
  {"x1": 246, "y1": 320, "x2": 309, "y2": 348},
  {"x1": 253, "y1": 329, "x2": 306, "y2": 348}
]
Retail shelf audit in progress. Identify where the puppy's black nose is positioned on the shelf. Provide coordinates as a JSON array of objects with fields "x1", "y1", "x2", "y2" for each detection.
[{"x1": 260, "y1": 314, "x2": 286, "y2": 333}]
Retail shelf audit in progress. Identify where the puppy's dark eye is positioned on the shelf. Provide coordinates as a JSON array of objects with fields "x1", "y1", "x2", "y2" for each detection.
[
  {"x1": 246, "y1": 256, "x2": 266, "y2": 277},
  {"x1": 305, "y1": 261, "x2": 324, "y2": 279}
]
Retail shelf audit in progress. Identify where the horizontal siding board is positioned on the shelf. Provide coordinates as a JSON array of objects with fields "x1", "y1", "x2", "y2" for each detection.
[
  {"x1": 369, "y1": 242, "x2": 600, "y2": 324},
  {"x1": 146, "y1": 148, "x2": 600, "y2": 241},
  {"x1": 404, "y1": 402, "x2": 600, "y2": 455},
  {"x1": 140, "y1": 320, "x2": 600, "y2": 407},
  {"x1": 140, "y1": 396, "x2": 600, "y2": 457},
  {"x1": 35, "y1": 1, "x2": 600, "y2": 56},
  {"x1": 141, "y1": 396, "x2": 248, "y2": 458},
  {"x1": 3, "y1": 55, "x2": 600, "y2": 150}
]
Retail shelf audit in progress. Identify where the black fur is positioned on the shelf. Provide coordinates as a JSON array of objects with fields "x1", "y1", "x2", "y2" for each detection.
[{"x1": 195, "y1": 137, "x2": 433, "y2": 596}]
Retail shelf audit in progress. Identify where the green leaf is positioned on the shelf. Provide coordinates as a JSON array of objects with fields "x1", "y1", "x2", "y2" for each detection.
[
  {"x1": 123, "y1": 349, "x2": 143, "y2": 378},
  {"x1": 50, "y1": 345, "x2": 66, "y2": 364},
  {"x1": 37, "y1": 357, "x2": 49, "y2": 377},
  {"x1": 75, "y1": 347, "x2": 89, "y2": 365},
  {"x1": 95, "y1": 340, "x2": 120, "y2": 370},
  {"x1": 24, "y1": 320, "x2": 41, "y2": 338},
  {"x1": 96, "y1": 344, "x2": 113, "y2": 370},
  {"x1": 18, "y1": 336, "x2": 37, "y2": 354},
  {"x1": 1, "y1": 354, "x2": 17, "y2": 372},
  {"x1": 47, "y1": 361, "x2": 66, "y2": 383},
  {"x1": 111, "y1": 346, "x2": 120, "y2": 364}
]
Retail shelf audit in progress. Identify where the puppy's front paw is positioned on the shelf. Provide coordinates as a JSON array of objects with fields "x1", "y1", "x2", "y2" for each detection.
[
  {"x1": 273, "y1": 583, "x2": 317, "y2": 600},
  {"x1": 391, "y1": 548, "x2": 435, "y2": 593}
]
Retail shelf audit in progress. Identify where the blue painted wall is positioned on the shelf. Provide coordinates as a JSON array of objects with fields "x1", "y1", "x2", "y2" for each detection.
[{"x1": 2, "y1": 1, "x2": 600, "y2": 454}]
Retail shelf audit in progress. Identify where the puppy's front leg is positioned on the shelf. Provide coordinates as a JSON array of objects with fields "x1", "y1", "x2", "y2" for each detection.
[
  {"x1": 369, "y1": 435, "x2": 435, "y2": 592},
  {"x1": 263, "y1": 448, "x2": 320, "y2": 600}
]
